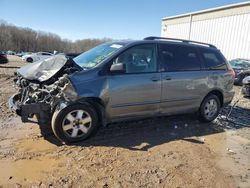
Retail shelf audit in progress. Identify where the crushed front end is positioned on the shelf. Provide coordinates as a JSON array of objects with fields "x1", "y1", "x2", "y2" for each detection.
[{"x1": 9, "y1": 55, "x2": 81, "y2": 125}]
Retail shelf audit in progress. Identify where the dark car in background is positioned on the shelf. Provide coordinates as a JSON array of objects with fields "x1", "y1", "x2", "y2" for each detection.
[
  {"x1": 229, "y1": 58, "x2": 250, "y2": 85},
  {"x1": 0, "y1": 51, "x2": 8, "y2": 64}
]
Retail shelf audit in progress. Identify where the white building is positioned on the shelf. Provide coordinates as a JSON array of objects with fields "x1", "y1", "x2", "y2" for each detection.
[{"x1": 161, "y1": 1, "x2": 250, "y2": 60}]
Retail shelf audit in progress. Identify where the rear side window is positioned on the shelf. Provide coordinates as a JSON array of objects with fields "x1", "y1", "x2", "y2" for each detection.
[
  {"x1": 200, "y1": 49, "x2": 227, "y2": 70},
  {"x1": 159, "y1": 44, "x2": 201, "y2": 72}
]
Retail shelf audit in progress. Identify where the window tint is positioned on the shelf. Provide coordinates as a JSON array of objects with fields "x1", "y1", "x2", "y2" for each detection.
[
  {"x1": 159, "y1": 44, "x2": 201, "y2": 71},
  {"x1": 113, "y1": 44, "x2": 157, "y2": 74},
  {"x1": 200, "y1": 49, "x2": 227, "y2": 70},
  {"x1": 42, "y1": 52, "x2": 51, "y2": 56}
]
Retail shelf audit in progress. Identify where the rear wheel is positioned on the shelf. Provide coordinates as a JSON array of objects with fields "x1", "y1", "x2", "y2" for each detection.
[
  {"x1": 199, "y1": 94, "x2": 221, "y2": 122},
  {"x1": 51, "y1": 103, "x2": 99, "y2": 143}
]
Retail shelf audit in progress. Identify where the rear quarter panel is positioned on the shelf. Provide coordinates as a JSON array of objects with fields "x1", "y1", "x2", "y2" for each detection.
[{"x1": 206, "y1": 70, "x2": 235, "y2": 105}]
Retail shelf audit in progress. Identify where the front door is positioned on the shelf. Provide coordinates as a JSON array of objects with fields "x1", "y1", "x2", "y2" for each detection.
[{"x1": 107, "y1": 44, "x2": 161, "y2": 119}]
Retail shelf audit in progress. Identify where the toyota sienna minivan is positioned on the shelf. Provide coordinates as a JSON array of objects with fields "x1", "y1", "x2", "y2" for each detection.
[{"x1": 9, "y1": 37, "x2": 235, "y2": 143}]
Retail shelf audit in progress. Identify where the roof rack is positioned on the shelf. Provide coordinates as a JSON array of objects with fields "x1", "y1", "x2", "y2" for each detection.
[{"x1": 144, "y1": 36, "x2": 217, "y2": 49}]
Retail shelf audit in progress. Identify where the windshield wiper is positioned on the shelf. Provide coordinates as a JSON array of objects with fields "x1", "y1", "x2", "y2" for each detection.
[{"x1": 82, "y1": 66, "x2": 91, "y2": 70}]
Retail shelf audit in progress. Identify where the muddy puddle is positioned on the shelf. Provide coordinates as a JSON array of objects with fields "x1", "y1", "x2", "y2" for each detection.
[
  {"x1": 0, "y1": 157, "x2": 64, "y2": 186},
  {"x1": 205, "y1": 130, "x2": 250, "y2": 188},
  {"x1": 17, "y1": 138, "x2": 58, "y2": 153},
  {"x1": 0, "y1": 136, "x2": 65, "y2": 186}
]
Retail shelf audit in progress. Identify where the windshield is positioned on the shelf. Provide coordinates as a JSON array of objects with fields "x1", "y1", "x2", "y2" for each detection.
[
  {"x1": 229, "y1": 59, "x2": 250, "y2": 69},
  {"x1": 73, "y1": 42, "x2": 124, "y2": 69}
]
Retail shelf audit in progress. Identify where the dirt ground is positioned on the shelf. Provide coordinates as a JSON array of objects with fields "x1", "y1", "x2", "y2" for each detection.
[{"x1": 0, "y1": 56, "x2": 250, "y2": 188}]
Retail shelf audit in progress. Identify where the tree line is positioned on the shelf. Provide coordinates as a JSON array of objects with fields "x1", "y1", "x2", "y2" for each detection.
[{"x1": 0, "y1": 21, "x2": 111, "y2": 53}]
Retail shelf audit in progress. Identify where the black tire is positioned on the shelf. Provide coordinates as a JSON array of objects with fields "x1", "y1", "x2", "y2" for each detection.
[
  {"x1": 51, "y1": 103, "x2": 99, "y2": 143},
  {"x1": 26, "y1": 57, "x2": 33, "y2": 63},
  {"x1": 199, "y1": 94, "x2": 221, "y2": 122},
  {"x1": 38, "y1": 124, "x2": 54, "y2": 137}
]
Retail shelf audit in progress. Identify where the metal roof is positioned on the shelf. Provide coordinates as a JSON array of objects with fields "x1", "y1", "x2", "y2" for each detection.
[{"x1": 162, "y1": 1, "x2": 250, "y2": 20}]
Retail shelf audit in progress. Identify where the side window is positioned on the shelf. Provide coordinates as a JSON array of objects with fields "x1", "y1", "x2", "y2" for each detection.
[
  {"x1": 113, "y1": 44, "x2": 157, "y2": 74},
  {"x1": 200, "y1": 49, "x2": 227, "y2": 70},
  {"x1": 42, "y1": 52, "x2": 51, "y2": 56},
  {"x1": 159, "y1": 44, "x2": 201, "y2": 71}
]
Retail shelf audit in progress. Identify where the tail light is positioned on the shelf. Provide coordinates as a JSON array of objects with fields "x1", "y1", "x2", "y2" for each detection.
[{"x1": 228, "y1": 68, "x2": 235, "y2": 78}]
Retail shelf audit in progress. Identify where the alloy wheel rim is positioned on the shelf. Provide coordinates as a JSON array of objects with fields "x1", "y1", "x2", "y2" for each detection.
[
  {"x1": 204, "y1": 99, "x2": 218, "y2": 120},
  {"x1": 62, "y1": 110, "x2": 92, "y2": 138}
]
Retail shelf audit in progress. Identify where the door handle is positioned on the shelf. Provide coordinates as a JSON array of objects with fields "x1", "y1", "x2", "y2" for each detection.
[
  {"x1": 151, "y1": 76, "x2": 160, "y2": 82},
  {"x1": 212, "y1": 72, "x2": 220, "y2": 76},
  {"x1": 164, "y1": 76, "x2": 172, "y2": 80}
]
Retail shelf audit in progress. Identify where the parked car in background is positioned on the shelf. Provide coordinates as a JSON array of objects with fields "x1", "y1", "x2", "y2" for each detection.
[
  {"x1": 229, "y1": 58, "x2": 250, "y2": 85},
  {"x1": 242, "y1": 76, "x2": 250, "y2": 97},
  {"x1": 16, "y1": 52, "x2": 31, "y2": 57},
  {"x1": 16, "y1": 52, "x2": 23, "y2": 57},
  {"x1": 9, "y1": 37, "x2": 235, "y2": 143},
  {"x1": 22, "y1": 52, "x2": 53, "y2": 63},
  {"x1": 7, "y1": 50, "x2": 16, "y2": 55},
  {"x1": 0, "y1": 51, "x2": 8, "y2": 64}
]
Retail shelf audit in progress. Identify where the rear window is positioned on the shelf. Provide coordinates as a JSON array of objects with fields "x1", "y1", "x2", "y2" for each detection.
[
  {"x1": 159, "y1": 44, "x2": 202, "y2": 71},
  {"x1": 200, "y1": 49, "x2": 227, "y2": 70}
]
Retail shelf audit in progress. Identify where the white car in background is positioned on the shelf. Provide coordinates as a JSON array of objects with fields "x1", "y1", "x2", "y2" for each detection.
[{"x1": 22, "y1": 52, "x2": 53, "y2": 63}]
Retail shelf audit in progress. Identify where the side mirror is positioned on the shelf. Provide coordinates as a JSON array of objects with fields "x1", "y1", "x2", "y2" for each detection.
[{"x1": 110, "y1": 63, "x2": 125, "y2": 74}]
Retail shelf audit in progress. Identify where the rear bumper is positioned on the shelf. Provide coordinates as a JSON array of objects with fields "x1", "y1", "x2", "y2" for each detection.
[
  {"x1": 223, "y1": 91, "x2": 235, "y2": 106},
  {"x1": 9, "y1": 94, "x2": 51, "y2": 124}
]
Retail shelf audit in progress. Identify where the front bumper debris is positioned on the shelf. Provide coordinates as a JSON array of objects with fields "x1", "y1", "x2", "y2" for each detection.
[
  {"x1": 9, "y1": 94, "x2": 21, "y2": 115},
  {"x1": 9, "y1": 94, "x2": 51, "y2": 125}
]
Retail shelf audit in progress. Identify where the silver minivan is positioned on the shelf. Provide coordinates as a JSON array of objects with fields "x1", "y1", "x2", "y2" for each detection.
[{"x1": 9, "y1": 37, "x2": 235, "y2": 143}]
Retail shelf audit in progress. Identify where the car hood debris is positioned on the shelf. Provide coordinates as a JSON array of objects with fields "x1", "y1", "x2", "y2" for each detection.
[{"x1": 17, "y1": 55, "x2": 82, "y2": 82}]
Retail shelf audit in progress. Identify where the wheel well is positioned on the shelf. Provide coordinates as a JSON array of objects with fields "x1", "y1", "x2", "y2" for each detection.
[
  {"x1": 204, "y1": 90, "x2": 223, "y2": 107},
  {"x1": 79, "y1": 97, "x2": 106, "y2": 124},
  {"x1": 27, "y1": 57, "x2": 33, "y2": 62}
]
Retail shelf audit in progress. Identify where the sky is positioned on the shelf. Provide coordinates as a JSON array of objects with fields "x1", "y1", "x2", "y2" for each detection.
[{"x1": 0, "y1": 0, "x2": 247, "y2": 41}]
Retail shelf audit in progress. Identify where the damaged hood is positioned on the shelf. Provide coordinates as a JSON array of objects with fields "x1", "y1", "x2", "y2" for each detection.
[{"x1": 17, "y1": 55, "x2": 68, "y2": 82}]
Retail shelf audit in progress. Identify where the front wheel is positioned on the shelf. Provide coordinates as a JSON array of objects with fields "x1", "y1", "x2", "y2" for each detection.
[
  {"x1": 51, "y1": 103, "x2": 99, "y2": 143},
  {"x1": 199, "y1": 94, "x2": 221, "y2": 122}
]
